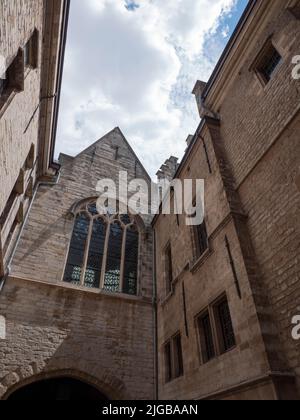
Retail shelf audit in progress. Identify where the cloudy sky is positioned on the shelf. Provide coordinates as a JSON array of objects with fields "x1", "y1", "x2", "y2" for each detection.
[{"x1": 56, "y1": 0, "x2": 248, "y2": 178}]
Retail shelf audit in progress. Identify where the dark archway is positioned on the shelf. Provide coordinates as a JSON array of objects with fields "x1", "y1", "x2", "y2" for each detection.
[{"x1": 7, "y1": 377, "x2": 109, "y2": 401}]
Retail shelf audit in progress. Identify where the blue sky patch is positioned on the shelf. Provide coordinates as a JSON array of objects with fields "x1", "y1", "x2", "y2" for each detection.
[{"x1": 125, "y1": 1, "x2": 140, "y2": 11}]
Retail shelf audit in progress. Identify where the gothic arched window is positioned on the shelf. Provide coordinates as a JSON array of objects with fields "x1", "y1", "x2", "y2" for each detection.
[{"x1": 63, "y1": 200, "x2": 140, "y2": 296}]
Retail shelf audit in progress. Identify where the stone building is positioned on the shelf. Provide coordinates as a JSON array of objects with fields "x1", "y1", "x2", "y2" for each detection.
[
  {"x1": 0, "y1": 0, "x2": 300, "y2": 401},
  {"x1": 0, "y1": 126, "x2": 155, "y2": 400},
  {"x1": 0, "y1": 0, "x2": 69, "y2": 280},
  {"x1": 153, "y1": 0, "x2": 300, "y2": 400}
]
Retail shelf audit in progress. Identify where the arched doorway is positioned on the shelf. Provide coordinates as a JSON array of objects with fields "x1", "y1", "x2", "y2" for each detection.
[{"x1": 7, "y1": 377, "x2": 109, "y2": 401}]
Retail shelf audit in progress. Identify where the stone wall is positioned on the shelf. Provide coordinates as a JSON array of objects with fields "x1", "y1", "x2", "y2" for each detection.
[
  {"x1": 0, "y1": 0, "x2": 44, "y2": 215},
  {"x1": 0, "y1": 128, "x2": 155, "y2": 400},
  {"x1": 154, "y1": 1, "x2": 300, "y2": 400},
  {"x1": 154, "y1": 119, "x2": 279, "y2": 400},
  {"x1": 206, "y1": 1, "x2": 300, "y2": 392}
]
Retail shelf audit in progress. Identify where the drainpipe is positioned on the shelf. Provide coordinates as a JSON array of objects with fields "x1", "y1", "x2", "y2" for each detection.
[
  {"x1": 0, "y1": 171, "x2": 61, "y2": 295},
  {"x1": 152, "y1": 228, "x2": 159, "y2": 401}
]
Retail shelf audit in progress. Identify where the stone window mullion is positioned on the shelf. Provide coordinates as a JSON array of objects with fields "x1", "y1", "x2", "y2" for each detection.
[
  {"x1": 80, "y1": 214, "x2": 93, "y2": 286},
  {"x1": 119, "y1": 226, "x2": 127, "y2": 293},
  {"x1": 136, "y1": 230, "x2": 142, "y2": 296},
  {"x1": 100, "y1": 219, "x2": 111, "y2": 290}
]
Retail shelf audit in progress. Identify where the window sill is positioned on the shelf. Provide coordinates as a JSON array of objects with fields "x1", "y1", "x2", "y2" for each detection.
[
  {"x1": 165, "y1": 374, "x2": 184, "y2": 386},
  {"x1": 200, "y1": 345, "x2": 237, "y2": 367},
  {"x1": 189, "y1": 247, "x2": 213, "y2": 274},
  {"x1": 8, "y1": 276, "x2": 153, "y2": 305}
]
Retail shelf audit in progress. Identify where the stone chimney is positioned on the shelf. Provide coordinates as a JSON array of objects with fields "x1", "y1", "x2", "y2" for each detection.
[{"x1": 156, "y1": 156, "x2": 179, "y2": 182}]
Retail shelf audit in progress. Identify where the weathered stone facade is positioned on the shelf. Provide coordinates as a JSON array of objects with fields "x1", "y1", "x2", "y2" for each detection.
[
  {"x1": 0, "y1": 128, "x2": 155, "y2": 400},
  {"x1": 154, "y1": 0, "x2": 300, "y2": 400},
  {"x1": 0, "y1": 0, "x2": 300, "y2": 401},
  {"x1": 0, "y1": 0, "x2": 68, "y2": 277}
]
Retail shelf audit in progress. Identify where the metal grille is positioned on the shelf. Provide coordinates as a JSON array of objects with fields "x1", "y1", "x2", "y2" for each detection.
[
  {"x1": 120, "y1": 214, "x2": 131, "y2": 225},
  {"x1": 173, "y1": 335, "x2": 184, "y2": 378},
  {"x1": 104, "y1": 222, "x2": 123, "y2": 293},
  {"x1": 123, "y1": 225, "x2": 139, "y2": 295},
  {"x1": 84, "y1": 218, "x2": 106, "y2": 288},
  {"x1": 87, "y1": 202, "x2": 99, "y2": 216},
  {"x1": 217, "y1": 300, "x2": 236, "y2": 352},
  {"x1": 200, "y1": 313, "x2": 215, "y2": 362},
  {"x1": 261, "y1": 48, "x2": 282, "y2": 81},
  {"x1": 195, "y1": 222, "x2": 208, "y2": 257},
  {"x1": 164, "y1": 342, "x2": 172, "y2": 383},
  {"x1": 63, "y1": 213, "x2": 90, "y2": 285}
]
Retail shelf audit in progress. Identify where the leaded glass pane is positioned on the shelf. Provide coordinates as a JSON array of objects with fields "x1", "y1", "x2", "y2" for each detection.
[
  {"x1": 64, "y1": 213, "x2": 90, "y2": 285},
  {"x1": 199, "y1": 312, "x2": 215, "y2": 363},
  {"x1": 120, "y1": 214, "x2": 131, "y2": 225},
  {"x1": 87, "y1": 202, "x2": 98, "y2": 216},
  {"x1": 218, "y1": 300, "x2": 236, "y2": 352},
  {"x1": 165, "y1": 342, "x2": 172, "y2": 383},
  {"x1": 84, "y1": 218, "x2": 106, "y2": 288},
  {"x1": 104, "y1": 222, "x2": 123, "y2": 293},
  {"x1": 123, "y1": 226, "x2": 139, "y2": 295}
]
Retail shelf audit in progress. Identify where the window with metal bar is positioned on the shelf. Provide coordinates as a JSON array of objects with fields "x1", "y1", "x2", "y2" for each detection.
[
  {"x1": 196, "y1": 295, "x2": 235, "y2": 365},
  {"x1": 164, "y1": 333, "x2": 184, "y2": 383},
  {"x1": 215, "y1": 298, "x2": 236, "y2": 353},
  {"x1": 253, "y1": 40, "x2": 282, "y2": 85},
  {"x1": 164, "y1": 342, "x2": 172, "y2": 383},
  {"x1": 173, "y1": 334, "x2": 184, "y2": 378},
  {"x1": 198, "y1": 311, "x2": 216, "y2": 363},
  {"x1": 260, "y1": 48, "x2": 282, "y2": 82}
]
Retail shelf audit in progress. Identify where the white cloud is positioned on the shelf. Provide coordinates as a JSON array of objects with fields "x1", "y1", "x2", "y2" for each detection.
[{"x1": 56, "y1": 0, "x2": 239, "y2": 178}]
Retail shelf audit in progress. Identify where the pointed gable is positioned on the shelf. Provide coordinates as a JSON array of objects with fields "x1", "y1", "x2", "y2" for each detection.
[{"x1": 73, "y1": 127, "x2": 151, "y2": 183}]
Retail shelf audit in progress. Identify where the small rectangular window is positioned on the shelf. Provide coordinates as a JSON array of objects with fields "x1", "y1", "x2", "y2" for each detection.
[
  {"x1": 173, "y1": 334, "x2": 184, "y2": 378},
  {"x1": 164, "y1": 333, "x2": 184, "y2": 383},
  {"x1": 196, "y1": 295, "x2": 236, "y2": 365},
  {"x1": 252, "y1": 39, "x2": 282, "y2": 85},
  {"x1": 165, "y1": 243, "x2": 173, "y2": 294},
  {"x1": 198, "y1": 311, "x2": 216, "y2": 363},
  {"x1": 259, "y1": 48, "x2": 282, "y2": 82},
  {"x1": 164, "y1": 342, "x2": 172, "y2": 383},
  {"x1": 195, "y1": 221, "x2": 208, "y2": 258},
  {"x1": 214, "y1": 298, "x2": 236, "y2": 353}
]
